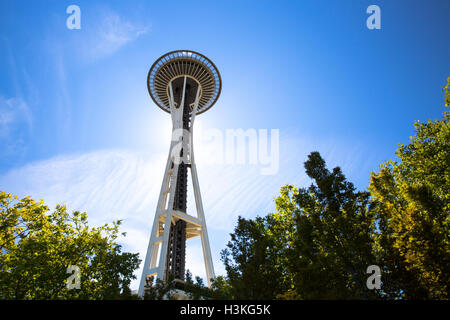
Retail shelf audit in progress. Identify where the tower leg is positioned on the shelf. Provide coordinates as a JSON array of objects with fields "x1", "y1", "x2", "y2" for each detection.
[
  {"x1": 191, "y1": 163, "x2": 215, "y2": 286},
  {"x1": 137, "y1": 150, "x2": 174, "y2": 296}
]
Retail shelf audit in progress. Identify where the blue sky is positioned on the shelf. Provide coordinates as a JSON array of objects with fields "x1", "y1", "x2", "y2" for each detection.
[{"x1": 1, "y1": 0, "x2": 449, "y2": 289}]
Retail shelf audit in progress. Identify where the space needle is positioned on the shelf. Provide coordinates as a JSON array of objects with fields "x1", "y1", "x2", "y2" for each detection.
[{"x1": 138, "y1": 50, "x2": 221, "y2": 297}]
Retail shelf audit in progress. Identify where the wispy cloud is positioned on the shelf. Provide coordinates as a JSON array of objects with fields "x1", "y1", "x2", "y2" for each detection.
[
  {"x1": 0, "y1": 150, "x2": 162, "y2": 223},
  {"x1": 0, "y1": 96, "x2": 32, "y2": 138},
  {"x1": 78, "y1": 10, "x2": 149, "y2": 61},
  {"x1": 0, "y1": 130, "x2": 374, "y2": 289}
]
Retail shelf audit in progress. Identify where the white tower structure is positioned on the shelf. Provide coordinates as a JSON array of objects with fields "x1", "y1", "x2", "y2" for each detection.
[{"x1": 138, "y1": 50, "x2": 221, "y2": 297}]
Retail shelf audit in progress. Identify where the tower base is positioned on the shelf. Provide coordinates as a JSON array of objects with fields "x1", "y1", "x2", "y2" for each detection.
[{"x1": 168, "y1": 289, "x2": 190, "y2": 300}]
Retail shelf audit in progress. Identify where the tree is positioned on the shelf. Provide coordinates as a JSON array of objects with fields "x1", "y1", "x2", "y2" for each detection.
[
  {"x1": 143, "y1": 274, "x2": 176, "y2": 300},
  {"x1": 217, "y1": 78, "x2": 450, "y2": 300},
  {"x1": 0, "y1": 192, "x2": 141, "y2": 299},
  {"x1": 220, "y1": 152, "x2": 380, "y2": 300},
  {"x1": 183, "y1": 270, "x2": 213, "y2": 300},
  {"x1": 209, "y1": 275, "x2": 233, "y2": 300},
  {"x1": 284, "y1": 152, "x2": 379, "y2": 299},
  {"x1": 221, "y1": 216, "x2": 291, "y2": 299},
  {"x1": 368, "y1": 78, "x2": 450, "y2": 299}
]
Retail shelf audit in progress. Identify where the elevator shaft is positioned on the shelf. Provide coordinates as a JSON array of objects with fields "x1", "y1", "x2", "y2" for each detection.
[{"x1": 164, "y1": 78, "x2": 196, "y2": 281}]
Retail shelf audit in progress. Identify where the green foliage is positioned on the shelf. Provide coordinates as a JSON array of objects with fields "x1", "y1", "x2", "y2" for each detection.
[
  {"x1": 368, "y1": 84, "x2": 450, "y2": 299},
  {"x1": 0, "y1": 192, "x2": 141, "y2": 299},
  {"x1": 286, "y1": 152, "x2": 379, "y2": 299},
  {"x1": 183, "y1": 270, "x2": 212, "y2": 300},
  {"x1": 209, "y1": 275, "x2": 233, "y2": 300},
  {"x1": 220, "y1": 153, "x2": 379, "y2": 299},
  {"x1": 221, "y1": 215, "x2": 292, "y2": 299},
  {"x1": 443, "y1": 77, "x2": 450, "y2": 107},
  {"x1": 143, "y1": 274, "x2": 176, "y2": 300},
  {"x1": 217, "y1": 78, "x2": 450, "y2": 300}
]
